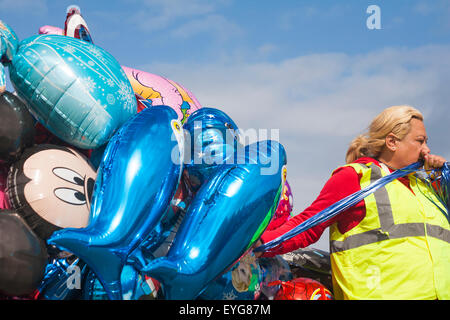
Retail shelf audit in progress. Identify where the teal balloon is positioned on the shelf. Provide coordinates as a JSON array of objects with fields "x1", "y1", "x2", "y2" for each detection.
[
  {"x1": 0, "y1": 21, "x2": 19, "y2": 63},
  {"x1": 48, "y1": 106, "x2": 184, "y2": 300},
  {"x1": 8, "y1": 34, "x2": 136, "y2": 149},
  {"x1": 0, "y1": 21, "x2": 19, "y2": 90},
  {"x1": 141, "y1": 140, "x2": 287, "y2": 299}
]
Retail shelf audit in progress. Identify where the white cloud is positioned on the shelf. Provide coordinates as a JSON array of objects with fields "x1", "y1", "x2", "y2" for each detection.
[
  {"x1": 131, "y1": 0, "x2": 225, "y2": 32},
  {"x1": 123, "y1": 0, "x2": 240, "y2": 49}
]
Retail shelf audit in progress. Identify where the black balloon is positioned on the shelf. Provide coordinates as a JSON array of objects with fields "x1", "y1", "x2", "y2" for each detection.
[
  {"x1": 0, "y1": 91, "x2": 35, "y2": 164},
  {"x1": 0, "y1": 210, "x2": 48, "y2": 296}
]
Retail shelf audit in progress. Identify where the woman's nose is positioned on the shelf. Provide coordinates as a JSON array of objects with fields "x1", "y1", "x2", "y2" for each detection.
[{"x1": 421, "y1": 143, "x2": 431, "y2": 156}]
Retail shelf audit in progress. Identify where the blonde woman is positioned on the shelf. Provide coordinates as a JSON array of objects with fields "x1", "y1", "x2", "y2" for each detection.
[{"x1": 259, "y1": 106, "x2": 449, "y2": 300}]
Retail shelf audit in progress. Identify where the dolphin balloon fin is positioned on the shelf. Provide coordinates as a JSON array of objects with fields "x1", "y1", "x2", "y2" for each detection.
[
  {"x1": 140, "y1": 257, "x2": 179, "y2": 293},
  {"x1": 48, "y1": 229, "x2": 124, "y2": 300}
]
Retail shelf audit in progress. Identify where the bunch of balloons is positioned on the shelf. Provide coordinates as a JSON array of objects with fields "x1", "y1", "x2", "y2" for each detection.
[{"x1": 0, "y1": 6, "x2": 334, "y2": 301}]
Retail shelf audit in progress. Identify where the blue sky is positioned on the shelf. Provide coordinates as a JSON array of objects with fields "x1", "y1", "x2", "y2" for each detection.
[{"x1": 2, "y1": 0, "x2": 450, "y2": 251}]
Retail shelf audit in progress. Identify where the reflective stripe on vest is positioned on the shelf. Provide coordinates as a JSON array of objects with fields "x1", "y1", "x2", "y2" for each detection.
[{"x1": 330, "y1": 163, "x2": 450, "y2": 253}]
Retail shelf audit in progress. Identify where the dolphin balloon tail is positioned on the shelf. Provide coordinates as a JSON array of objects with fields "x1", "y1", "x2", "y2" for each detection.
[{"x1": 48, "y1": 229, "x2": 124, "y2": 300}]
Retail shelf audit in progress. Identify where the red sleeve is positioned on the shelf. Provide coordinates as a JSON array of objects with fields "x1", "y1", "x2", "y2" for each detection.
[{"x1": 260, "y1": 165, "x2": 366, "y2": 257}]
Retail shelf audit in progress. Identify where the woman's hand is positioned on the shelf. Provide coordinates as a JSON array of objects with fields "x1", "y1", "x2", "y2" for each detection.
[
  {"x1": 253, "y1": 239, "x2": 263, "y2": 258},
  {"x1": 423, "y1": 153, "x2": 447, "y2": 171}
]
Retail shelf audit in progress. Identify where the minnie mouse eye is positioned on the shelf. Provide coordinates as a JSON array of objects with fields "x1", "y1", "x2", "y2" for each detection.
[{"x1": 54, "y1": 188, "x2": 86, "y2": 205}]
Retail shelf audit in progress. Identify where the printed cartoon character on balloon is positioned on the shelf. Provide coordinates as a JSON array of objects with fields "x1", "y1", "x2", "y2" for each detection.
[
  {"x1": 265, "y1": 179, "x2": 293, "y2": 231},
  {"x1": 6, "y1": 144, "x2": 97, "y2": 240},
  {"x1": 2, "y1": 143, "x2": 97, "y2": 300}
]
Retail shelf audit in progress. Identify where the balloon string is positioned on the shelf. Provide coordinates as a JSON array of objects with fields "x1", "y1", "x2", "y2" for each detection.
[
  {"x1": 424, "y1": 162, "x2": 450, "y2": 223},
  {"x1": 254, "y1": 161, "x2": 426, "y2": 253}
]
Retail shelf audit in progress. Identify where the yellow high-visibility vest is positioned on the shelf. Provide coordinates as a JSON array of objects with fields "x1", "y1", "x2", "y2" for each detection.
[{"x1": 329, "y1": 162, "x2": 450, "y2": 300}]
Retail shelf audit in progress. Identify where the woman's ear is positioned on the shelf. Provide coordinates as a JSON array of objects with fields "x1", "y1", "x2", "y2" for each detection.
[{"x1": 385, "y1": 133, "x2": 398, "y2": 151}]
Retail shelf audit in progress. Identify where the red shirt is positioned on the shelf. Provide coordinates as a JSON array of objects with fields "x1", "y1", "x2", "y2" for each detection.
[{"x1": 260, "y1": 157, "x2": 413, "y2": 257}]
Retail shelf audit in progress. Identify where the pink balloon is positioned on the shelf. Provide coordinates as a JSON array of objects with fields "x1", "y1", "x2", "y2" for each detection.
[
  {"x1": 0, "y1": 163, "x2": 10, "y2": 210},
  {"x1": 122, "y1": 66, "x2": 202, "y2": 123},
  {"x1": 38, "y1": 25, "x2": 64, "y2": 35},
  {"x1": 265, "y1": 180, "x2": 294, "y2": 231}
]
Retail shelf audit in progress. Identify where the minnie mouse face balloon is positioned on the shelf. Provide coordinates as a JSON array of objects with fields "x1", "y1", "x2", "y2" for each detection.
[{"x1": 6, "y1": 144, "x2": 96, "y2": 240}]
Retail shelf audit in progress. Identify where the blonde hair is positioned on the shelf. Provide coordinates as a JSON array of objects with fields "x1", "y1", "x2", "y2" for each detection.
[{"x1": 346, "y1": 105, "x2": 424, "y2": 164}]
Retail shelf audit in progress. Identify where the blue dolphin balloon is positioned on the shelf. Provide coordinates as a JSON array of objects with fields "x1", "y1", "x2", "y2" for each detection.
[
  {"x1": 48, "y1": 106, "x2": 184, "y2": 300},
  {"x1": 140, "y1": 139, "x2": 287, "y2": 299},
  {"x1": 0, "y1": 21, "x2": 137, "y2": 149},
  {"x1": 135, "y1": 107, "x2": 242, "y2": 261},
  {"x1": 38, "y1": 257, "x2": 88, "y2": 300}
]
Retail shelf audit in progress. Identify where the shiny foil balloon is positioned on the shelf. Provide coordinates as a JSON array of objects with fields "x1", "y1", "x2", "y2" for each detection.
[
  {"x1": 272, "y1": 277, "x2": 333, "y2": 300},
  {"x1": 182, "y1": 107, "x2": 242, "y2": 192},
  {"x1": 0, "y1": 21, "x2": 19, "y2": 64},
  {"x1": 64, "y1": 6, "x2": 94, "y2": 44},
  {"x1": 48, "y1": 106, "x2": 184, "y2": 300},
  {"x1": 123, "y1": 66, "x2": 202, "y2": 124},
  {"x1": 38, "y1": 257, "x2": 88, "y2": 300},
  {"x1": 6, "y1": 144, "x2": 97, "y2": 240},
  {"x1": 82, "y1": 266, "x2": 162, "y2": 300},
  {"x1": 199, "y1": 252, "x2": 262, "y2": 300},
  {"x1": 0, "y1": 210, "x2": 48, "y2": 296},
  {"x1": 258, "y1": 256, "x2": 293, "y2": 299},
  {"x1": 139, "y1": 178, "x2": 190, "y2": 259},
  {"x1": 0, "y1": 91, "x2": 36, "y2": 164},
  {"x1": 266, "y1": 180, "x2": 293, "y2": 231},
  {"x1": 141, "y1": 140, "x2": 287, "y2": 299},
  {"x1": 38, "y1": 25, "x2": 64, "y2": 36},
  {"x1": 0, "y1": 21, "x2": 19, "y2": 93},
  {"x1": 8, "y1": 33, "x2": 136, "y2": 149}
]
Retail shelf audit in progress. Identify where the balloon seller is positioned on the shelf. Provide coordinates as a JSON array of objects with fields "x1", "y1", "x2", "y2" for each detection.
[{"x1": 257, "y1": 105, "x2": 450, "y2": 300}]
